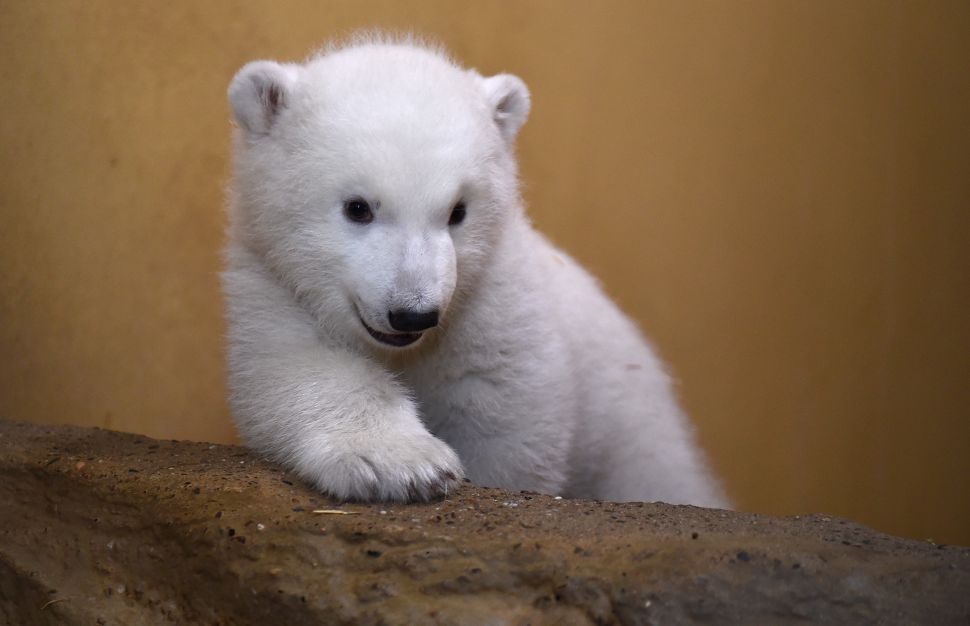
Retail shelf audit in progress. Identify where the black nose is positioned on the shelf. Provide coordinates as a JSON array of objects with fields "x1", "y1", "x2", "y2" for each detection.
[{"x1": 388, "y1": 309, "x2": 439, "y2": 333}]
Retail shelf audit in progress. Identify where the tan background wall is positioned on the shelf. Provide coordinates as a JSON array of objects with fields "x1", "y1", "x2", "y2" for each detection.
[{"x1": 2, "y1": 1, "x2": 968, "y2": 545}]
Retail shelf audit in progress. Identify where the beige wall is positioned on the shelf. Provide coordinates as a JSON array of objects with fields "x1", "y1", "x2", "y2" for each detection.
[{"x1": 2, "y1": 1, "x2": 968, "y2": 545}]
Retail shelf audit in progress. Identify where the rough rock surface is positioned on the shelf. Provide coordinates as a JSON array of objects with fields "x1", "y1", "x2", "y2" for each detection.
[{"x1": 0, "y1": 420, "x2": 967, "y2": 625}]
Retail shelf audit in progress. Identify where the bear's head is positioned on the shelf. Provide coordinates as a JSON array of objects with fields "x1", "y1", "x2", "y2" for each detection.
[{"x1": 227, "y1": 39, "x2": 529, "y2": 351}]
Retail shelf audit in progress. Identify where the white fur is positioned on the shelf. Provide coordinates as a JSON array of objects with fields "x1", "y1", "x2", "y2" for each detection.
[{"x1": 223, "y1": 37, "x2": 728, "y2": 507}]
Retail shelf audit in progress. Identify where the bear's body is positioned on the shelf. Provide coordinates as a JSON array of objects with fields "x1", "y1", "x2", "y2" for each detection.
[{"x1": 224, "y1": 37, "x2": 727, "y2": 507}]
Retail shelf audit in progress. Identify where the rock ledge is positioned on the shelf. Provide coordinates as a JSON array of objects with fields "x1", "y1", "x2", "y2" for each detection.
[{"x1": 1, "y1": 420, "x2": 967, "y2": 625}]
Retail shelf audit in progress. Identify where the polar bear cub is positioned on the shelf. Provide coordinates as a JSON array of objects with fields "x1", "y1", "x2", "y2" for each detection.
[{"x1": 223, "y1": 37, "x2": 727, "y2": 507}]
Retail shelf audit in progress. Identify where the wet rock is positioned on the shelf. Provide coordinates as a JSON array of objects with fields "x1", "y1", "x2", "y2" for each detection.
[{"x1": 0, "y1": 420, "x2": 967, "y2": 625}]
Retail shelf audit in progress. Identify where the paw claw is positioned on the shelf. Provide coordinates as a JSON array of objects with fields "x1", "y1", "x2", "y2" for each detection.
[{"x1": 307, "y1": 434, "x2": 464, "y2": 503}]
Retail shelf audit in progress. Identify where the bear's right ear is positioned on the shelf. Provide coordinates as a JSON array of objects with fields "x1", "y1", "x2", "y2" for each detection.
[
  {"x1": 482, "y1": 73, "x2": 531, "y2": 144},
  {"x1": 228, "y1": 61, "x2": 299, "y2": 136}
]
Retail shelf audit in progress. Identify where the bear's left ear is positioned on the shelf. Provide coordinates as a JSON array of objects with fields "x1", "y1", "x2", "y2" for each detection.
[
  {"x1": 482, "y1": 74, "x2": 531, "y2": 144},
  {"x1": 228, "y1": 60, "x2": 300, "y2": 136}
]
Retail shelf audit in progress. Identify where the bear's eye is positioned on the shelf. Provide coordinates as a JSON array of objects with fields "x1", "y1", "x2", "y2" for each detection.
[
  {"x1": 449, "y1": 201, "x2": 467, "y2": 226},
  {"x1": 343, "y1": 198, "x2": 374, "y2": 224}
]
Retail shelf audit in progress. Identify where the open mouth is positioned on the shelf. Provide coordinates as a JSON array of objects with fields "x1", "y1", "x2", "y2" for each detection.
[{"x1": 358, "y1": 316, "x2": 423, "y2": 348}]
